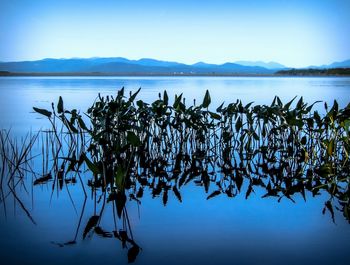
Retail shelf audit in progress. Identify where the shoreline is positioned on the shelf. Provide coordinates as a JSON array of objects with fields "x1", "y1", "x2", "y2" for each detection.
[{"x1": 1, "y1": 72, "x2": 350, "y2": 77}]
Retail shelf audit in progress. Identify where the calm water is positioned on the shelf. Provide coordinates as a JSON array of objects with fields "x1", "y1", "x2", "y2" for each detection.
[
  {"x1": 0, "y1": 76, "x2": 350, "y2": 265},
  {"x1": 1, "y1": 76, "x2": 350, "y2": 134}
]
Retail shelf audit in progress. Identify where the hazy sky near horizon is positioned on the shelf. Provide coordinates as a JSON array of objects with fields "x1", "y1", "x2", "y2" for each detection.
[{"x1": 0, "y1": 0, "x2": 349, "y2": 67}]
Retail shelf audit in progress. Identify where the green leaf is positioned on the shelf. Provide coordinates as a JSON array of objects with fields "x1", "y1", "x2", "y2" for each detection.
[
  {"x1": 173, "y1": 93, "x2": 183, "y2": 109},
  {"x1": 163, "y1": 90, "x2": 169, "y2": 105},
  {"x1": 209, "y1": 111, "x2": 221, "y2": 120},
  {"x1": 115, "y1": 166, "x2": 125, "y2": 190},
  {"x1": 284, "y1": 96, "x2": 297, "y2": 110},
  {"x1": 202, "y1": 90, "x2": 211, "y2": 108},
  {"x1": 65, "y1": 118, "x2": 78, "y2": 133},
  {"x1": 316, "y1": 163, "x2": 333, "y2": 177},
  {"x1": 81, "y1": 153, "x2": 100, "y2": 175},
  {"x1": 245, "y1": 102, "x2": 254, "y2": 110},
  {"x1": 296, "y1": 96, "x2": 304, "y2": 109},
  {"x1": 136, "y1": 100, "x2": 144, "y2": 108},
  {"x1": 78, "y1": 117, "x2": 90, "y2": 131},
  {"x1": 276, "y1": 96, "x2": 283, "y2": 107},
  {"x1": 306, "y1": 100, "x2": 322, "y2": 112},
  {"x1": 333, "y1": 100, "x2": 339, "y2": 114},
  {"x1": 117, "y1": 87, "x2": 125, "y2": 98},
  {"x1": 127, "y1": 131, "x2": 141, "y2": 147},
  {"x1": 33, "y1": 107, "x2": 52, "y2": 118},
  {"x1": 327, "y1": 139, "x2": 335, "y2": 156},
  {"x1": 216, "y1": 102, "x2": 225, "y2": 112},
  {"x1": 57, "y1": 96, "x2": 64, "y2": 114},
  {"x1": 129, "y1": 87, "x2": 141, "y2": 102},
  {"x1": 116, "y1": 191, "x2": 126, "y2": 218}
]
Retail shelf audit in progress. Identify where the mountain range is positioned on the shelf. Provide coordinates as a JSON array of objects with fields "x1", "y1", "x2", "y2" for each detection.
[
  {"x1": 307, "y1": 59, "x2": 350, "y2": 69},
  {"x1": 0, "y1": 57, "x2": 349, "y2": 75}
]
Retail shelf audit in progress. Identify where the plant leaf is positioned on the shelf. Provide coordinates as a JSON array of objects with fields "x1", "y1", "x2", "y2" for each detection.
[
  {"x1": 206, "y1": 190, "x2": 221, "y2": 200},
  {"x1": 83, "y1": 215, "x2": 99, "y2": 239},
  {"x1": 33, "y1": 173, "x2": 52, "y2": 185},
  {"x1": 172, "y1": 186, "x2": 182, "y2": 202},
  {"x1": 173, "y1": 93, "x2": 183, "y2": 109},
  {"x1": 81, "y1": 153, "x2": 100, "y2": 175},
  {"x1": 202, "y1": 90, "x2": 211, "y2": 108},
  {"x1": 33, "y1": 107, "x2": 52, "y2": 118},
  {"x1": 127, "y1": 131, "x2": 141, "y2": 147},
  {"x1": 57, "y1": 96, "x2": 64, "y2": 114},
  {"x1": 163, "y1": 90, "x2": 169, "y2": 105},
  {"x1": 128, "y1": 244, "x2": 140, "y2": 263},
  {"x1": 209, "y1": 111, "x2": 221, "y2": 120},
  {"x1": 129, "y1": 87, "x2": 141, "y2": 102}
]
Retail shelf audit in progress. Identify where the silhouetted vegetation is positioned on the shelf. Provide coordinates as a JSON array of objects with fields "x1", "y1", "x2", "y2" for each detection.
[
  {"x1": 1, "y1": 88, "x2": 350, "y2": 261},
  {"x1": 30, "y1": 88, "x2": 350, "y2": 221},
  {"x1": 276, "y1": 68, "x2": 350, "y2": 76}
]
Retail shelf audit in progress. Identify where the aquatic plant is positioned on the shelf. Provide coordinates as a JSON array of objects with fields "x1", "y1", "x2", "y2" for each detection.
[
  {"x1": 0, "y1": 130, "x2": 39, "y2": 224},
  {"x1": 1, "y1": 88, "x2": 349, "y2": 262},
  {"x1": 31, "y1": 88, "x2": 350, "y2": 223}
]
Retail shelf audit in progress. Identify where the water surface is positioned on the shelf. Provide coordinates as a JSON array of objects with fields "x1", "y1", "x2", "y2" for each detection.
[
  {"x1": 1, "y1": 76, "x2": 350, "y2": 134},
  {"x1": 0, "y1": 76, "x2": 349, "y2": 265}
]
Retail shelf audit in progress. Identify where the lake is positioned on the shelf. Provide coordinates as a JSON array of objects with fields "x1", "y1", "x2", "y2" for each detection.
[{"x1": 0, "y1": 76, "x2": 350, "y2": 265}]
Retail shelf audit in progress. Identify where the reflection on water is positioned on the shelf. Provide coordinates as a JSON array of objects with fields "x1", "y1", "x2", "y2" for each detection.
[{"x1": 1, "y1": 86, "x2": 350, "y2": 265}]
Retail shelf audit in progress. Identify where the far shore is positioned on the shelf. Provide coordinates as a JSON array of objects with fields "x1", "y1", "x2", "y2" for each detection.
[{"x1": 1, "y1": 71, "x2": 350, "y2": 77}]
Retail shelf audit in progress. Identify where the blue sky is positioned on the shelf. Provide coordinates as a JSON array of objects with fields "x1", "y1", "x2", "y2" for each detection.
[{"x1": 0, "y1": 0, "x2": 349, "y2": 67}]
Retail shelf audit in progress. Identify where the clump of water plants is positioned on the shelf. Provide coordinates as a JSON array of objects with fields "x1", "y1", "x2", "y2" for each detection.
[
  {"x1": 1, "y1": 88, "x2": 349, "y2": 261},
  {"x1": 30, "y1": 88, "x2": 350, "y2": 224}
]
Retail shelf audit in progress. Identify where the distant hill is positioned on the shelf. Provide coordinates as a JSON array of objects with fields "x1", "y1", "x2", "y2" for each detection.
[
  {"x1": 308, "y1": 59, "x2": 350, "y2": 69},
  {"x1": 0, "y1": 57, "x2": 276, "y2": 75},
  {"x1": 324, "y1": 59, "x2": 350, "y2": 68},
  {"x1": 234, "y1": 60, "x2": 286, "y2": 69},
  {"x1": 0, "y1": 57, "x2": 349, "y2": 76}
]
